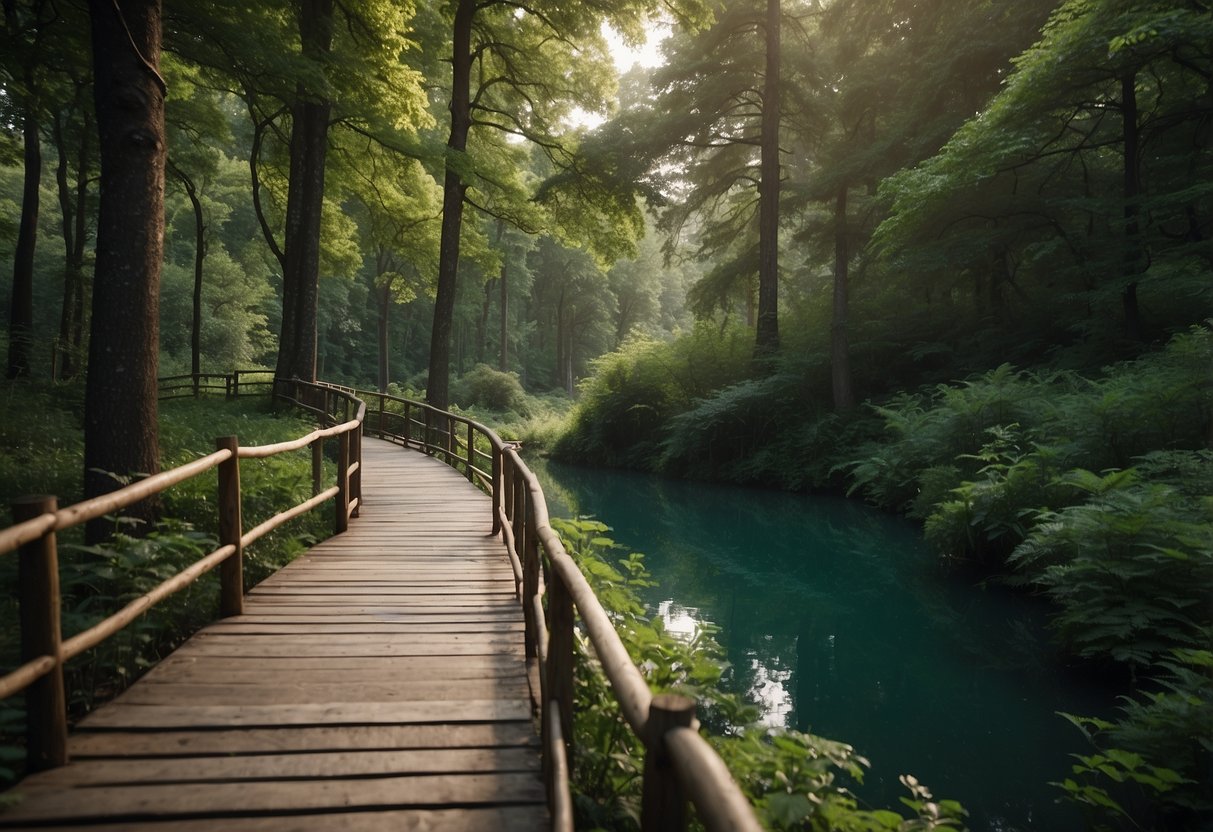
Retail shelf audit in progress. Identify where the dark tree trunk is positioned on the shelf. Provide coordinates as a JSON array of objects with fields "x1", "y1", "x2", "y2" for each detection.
[
  {"x1": 1121, "y1": 72, "x2": 1143, "y2": 341},
  {"x1": 475, "y1": 278, "x2": 492, "y2": 365},
  {"x1": 427, "y1": 0, "x2": 475, "y2": 410},
  {"x1": 377, "y1": 282, "x2": 390, "y2": 392},
  {"x1": 499, "y1": 256, "x2": 509, "y2": 371},
  {"x1": 274, "y1": 0, "x2": 333, "y2": 384},
  {"x1": 84, "y1": 0, "x2": 166, "y2": 543},
  {"x1": 754, "y1": 0, "x2": 781, "y2": 360},
  {"x1": 830, "y1": 185, "x2": 854, "y2": 411},
  {"x1": 53, "y1": 109, "x2": 80, "y2": 380},
  {"x1": 68, "y1": 109, "x2": 91, "y2": 372},
  {"x1": 8, "y1": 91, "x2": 40, "y2": 379},
  {"x1": 169, "y1": 162, "x2": 205, "y2": 380}
]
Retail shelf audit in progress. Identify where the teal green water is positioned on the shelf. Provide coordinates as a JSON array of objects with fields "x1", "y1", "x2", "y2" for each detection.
[{"x1": 533, "y1": 458, "x2": 1110, "y2": 832}]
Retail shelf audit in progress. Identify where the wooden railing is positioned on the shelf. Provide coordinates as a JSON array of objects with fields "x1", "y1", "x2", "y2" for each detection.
[
  {"x1": 352, "y1": 387, "x2": 763, "y2": 832},
  {"x1": 0, "y1": 378, "x2": 365, "y2": 773},
  {"x1": 158, "y1": 369, "x2": 277, "y2": 401}
]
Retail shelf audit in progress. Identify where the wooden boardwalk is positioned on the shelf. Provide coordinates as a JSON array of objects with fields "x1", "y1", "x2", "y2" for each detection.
[{"x1": 1, "y1": 439, "x2": 546, "y2": 831}]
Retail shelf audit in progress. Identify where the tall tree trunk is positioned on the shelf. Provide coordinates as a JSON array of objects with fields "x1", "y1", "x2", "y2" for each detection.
[
  {"x1": 67, "y1": 108, "x2": 91, "y2": 375},
  {"x1": 53, "y1": 109, "x2": 78, "y2": 380},
  {"x1": 274, "y1": 0, "x2": 333, "y2": 384},
  {"x1": 377, "y1": 282, "x2": 390, "y2": 392},
  {"x1": 427, "y1": 0, "x2": 475, "y2": 410},
  {"x1": 8, "y1": 88, "x2": 40, "y2": 379},
  {"x1": 830, "y1": 185, "x2": 854, "y2": 411},
  {"x1": 84, "y1": 0, "x2": 166, "y2": 543},
  {"x1": 1121, "y1": 71, "x2": 1143, "y2": 341},
  {"x1": 754, "y1": 0, "x2": 781, "y2": 360},
  {"x1": 499, "y1": 255, "x2": 509, "y2": 372},
  {"x1": 169, "y1": 162, "x2": 205, "y2": 381},
  {"x1": 475, "y1": 278, "x2": 492, "y2": 365},
  {"x1": 554, "y1": 289, "x2": 565, "y2": 389}
]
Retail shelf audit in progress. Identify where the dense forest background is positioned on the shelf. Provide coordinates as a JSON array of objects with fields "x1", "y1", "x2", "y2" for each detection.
[{"x1": 1, "y1": 0, "x2": 1210, "y2": 829}]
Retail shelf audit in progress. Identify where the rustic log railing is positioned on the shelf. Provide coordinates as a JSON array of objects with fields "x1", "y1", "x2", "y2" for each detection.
[
  {"x1": 346, "y1": 386, "x2": 764, "y2": 832},
  {"x1": 0, "y1": 378, "x2": 364, "y2": 774}
]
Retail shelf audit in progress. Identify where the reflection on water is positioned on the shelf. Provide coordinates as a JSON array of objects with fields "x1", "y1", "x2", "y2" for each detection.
[{"x1": 533, "y1": 457, "x2": 1108, "y2": 832}]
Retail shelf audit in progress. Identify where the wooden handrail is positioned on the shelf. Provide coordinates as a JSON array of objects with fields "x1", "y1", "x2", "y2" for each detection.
[
  {"x1": 342, "y1": 384, "x2": 763, "y2": 832},
  {"x1": 2, "y1": 374, "x2": 365, "y2": 772}
]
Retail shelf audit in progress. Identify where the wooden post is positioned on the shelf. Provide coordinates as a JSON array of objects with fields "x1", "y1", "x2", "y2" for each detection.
[
  {"x1": 14, "y1": 496, "x2": 68, "y2": 772},
  {"x1": 640, "y1": 694, "x2": 697, "y2": 832},
  {"x1": 521, "y1": 490, "x2": 538, "y2": 659},
  {"x1": 466, "y1": 423, "x2": 475, "y2": 481},
  {"x1": 215, "y1": 436, "x2": 244, "y2": 618},
  {"x1": 403, "y1": 401, "x2": 412, "y2": 447},
  {"x1": 335, "y1": 430, "x2": 350, "y2": 534},
  {"x1": 192, "y1": 372, "x2": 200, "y2": 399},
  {"x1": 424, "y1": 408, "x2": 433, "y2": 455},
  {"x1": 547, "y1": 564, "x2": 575, "y2": 784},
  {"x1": 378, "y1": 392, "x2": 386, "y2": 439},
  {"x1": 311, "y1": 436, "x2": 323, "y2": 496},
  {"x1": 351, "y1": 425, "x2": 362, "y2": 518},
  {"x1": 232, "y1": 371, "x2": 241, "y2": 399},
  {"x1": 491, "y1": 446, "x2": 502, "y2": 535}
]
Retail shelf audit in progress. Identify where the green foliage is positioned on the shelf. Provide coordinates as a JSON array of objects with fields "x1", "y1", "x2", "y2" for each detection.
[
  {"x1": 552, "y1": 517, "x2": 963, "y2": 831},
  {"x1": 1057, "y1": 649, "x2": 1213, "y2": 829},
  {"x1": 553, "y1": 324, "x2": 753, "y2": 469},
  {"x1": 452, "y1": 364, "x2": 530, "y2": 415},
  {"x1": 1008, "y1": 465, "x2": 1213, "y2": 669}
]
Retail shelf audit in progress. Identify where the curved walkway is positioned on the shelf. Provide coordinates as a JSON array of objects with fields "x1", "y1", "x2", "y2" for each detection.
[{"x1": 1, "y1": 439, "x2": 545, "y2": 831}]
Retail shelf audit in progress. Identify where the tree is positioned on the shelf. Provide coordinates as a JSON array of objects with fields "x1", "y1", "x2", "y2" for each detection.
[
  {"x1": 603, "y1": 0, "x2": 809, "y2": 360},
  {"x1": 423, "y1": 0, "x2": 702, "y2": 410},
  {"x1": 84, "y1": 0, "x2": 166, "y2": 541},
  {"x1": 873, "y1": 0, "x2": 1213, "y2": 349},
  {"x1": 3, "y1": 0, "x2": 55, "y2": 378}
]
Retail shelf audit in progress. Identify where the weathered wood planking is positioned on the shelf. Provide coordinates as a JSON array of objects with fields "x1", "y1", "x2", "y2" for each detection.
[{"x1": 0, "y1": 438, "x2": 546, "y2": 830}]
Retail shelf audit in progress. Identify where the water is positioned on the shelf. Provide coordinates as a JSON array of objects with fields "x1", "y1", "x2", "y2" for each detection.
[{"x1": 532, "y1": 457, "x2": 1110, "y2": 832}]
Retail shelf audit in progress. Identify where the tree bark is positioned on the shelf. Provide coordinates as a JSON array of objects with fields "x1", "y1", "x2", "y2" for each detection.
[
  {"x1": 168, "y1": 162, "x2": 205, "y2": 380},
  {"x1": 274, "y1": 0, "x2": 333, "y2": 384},
  {"x1": 754, "y1": 0, "x2": 781, "y2": 361},
  {"x1": 475, "y1": 277, "x2": 492, "y2": 365},
  {"x1": 53, "y1": 109, "x2": 79, "y2": 380},
  {"x1": 84, "y1": 0, "x2": 166, "y2": 542},
  {"x1": 499, "y1": 254, "x2": 509, "y2": 371},
  {"x1": 830, "y1": 185, "x2": 854, "y2": 411},
  {"x1": 426, "y1": 0, "x2": 475, "y2": 410},
  {"x1": 1121, "y1": 71, "x2": 1143, "y2": 341},
  {"x1": 377, "y1": 281, "x2": 390, "y2": 392},
  {"x1": 8, "y1": 86, "x2": 40, "y2": 379}
]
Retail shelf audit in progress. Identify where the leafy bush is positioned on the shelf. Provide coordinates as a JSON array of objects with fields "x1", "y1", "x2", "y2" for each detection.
[
  {"x1": 1008, "y1": 463, "x2": 1213, "y2": 669},
  {"x1": 553, "y1": 517, "x2": 964, "y2": 831},
  {"x1": 452, "y1": 363, "x2": 530, "y2": 415},
  {"x1": 554, "y1": 324, "x2": 752, "y2": 469},
  {"x1": 1058, "y1": 649, "x2": 1213, "y2": 830}
]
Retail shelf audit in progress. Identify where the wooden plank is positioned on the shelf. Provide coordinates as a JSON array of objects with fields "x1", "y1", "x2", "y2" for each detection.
[
  {"x1": 202, "y1": 622, "x2": 524, "y2": 635},
  {"x1": 41, "y1": 748, "x2": 541, "y2": 785},
  {"x1": 112, "y1": 681, "x2": 529, "y2": 705},
  {"x1": 70, "y1": 724, "x2": 539, "y2": 758},
  {"x1": 0, "y1": 437, "x2": 549, "y2": 829},
  {"x1": 78, "y1": 699, "x2": 533, "y2": 729},
  {"x1": 1, "y1": 773, "x2": 545, "y2": 823},
  {"x1": 60, "y1": 806, "x2": 548, "y2": 832}
]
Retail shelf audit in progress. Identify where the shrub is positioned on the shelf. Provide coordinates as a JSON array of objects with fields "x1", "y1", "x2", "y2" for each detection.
[{"x1": 452, "y1": 363, "x2": 530, "y2": 415}]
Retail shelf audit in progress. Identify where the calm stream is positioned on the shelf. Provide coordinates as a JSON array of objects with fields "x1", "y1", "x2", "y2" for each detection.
[{"x1": 532, "y1": 458, "x2": 1109, "y2": 832}]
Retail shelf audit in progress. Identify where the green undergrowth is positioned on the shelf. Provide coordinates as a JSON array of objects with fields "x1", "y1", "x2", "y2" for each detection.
[
  {"x1": 0, "y1": 388, "x2": 334, "y2": 787},
  {"x1": 555, "y1": 517, "x2": 966, "y2": 832}
]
